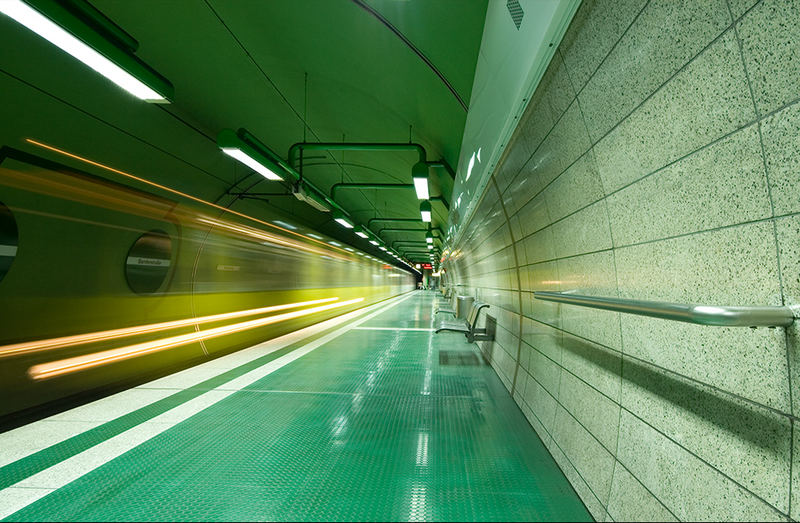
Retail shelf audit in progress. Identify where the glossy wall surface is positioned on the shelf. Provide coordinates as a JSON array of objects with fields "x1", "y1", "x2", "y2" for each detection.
[{"x1": 444, "y1": 0, "x2": 800, "y2": 520}]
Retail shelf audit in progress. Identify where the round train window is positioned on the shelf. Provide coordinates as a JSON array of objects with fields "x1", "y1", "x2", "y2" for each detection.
[
  {"x1": 125, "y1": 230, "x2": 173, "y2": 294},
  {"x1": 0, "y1": 202, "x2": 18, "y2": 283}
]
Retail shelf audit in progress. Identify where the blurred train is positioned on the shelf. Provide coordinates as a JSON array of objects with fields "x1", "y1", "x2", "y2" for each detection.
[{"x1": 0, "y1": 145, "x2": 415, "y2": 421}]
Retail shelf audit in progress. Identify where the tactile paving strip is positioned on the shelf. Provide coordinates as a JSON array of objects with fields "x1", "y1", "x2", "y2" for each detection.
[{"x1": 5, "y1": 294, "x2": 590, "y2": 522}]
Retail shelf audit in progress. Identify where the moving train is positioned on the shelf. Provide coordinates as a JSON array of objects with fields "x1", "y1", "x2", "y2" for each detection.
[{"x1": 0, "y1": 145, "x2": 415, "y2": 420}]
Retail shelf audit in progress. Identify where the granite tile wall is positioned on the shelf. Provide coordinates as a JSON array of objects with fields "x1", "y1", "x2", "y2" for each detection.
[{"x1": 444, "y1": 0, "x2": 800, "y2": 519}]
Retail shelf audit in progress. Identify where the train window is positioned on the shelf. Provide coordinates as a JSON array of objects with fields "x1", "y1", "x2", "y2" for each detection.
[
  {"x1": 125, "y1": 229, "x2": 173, "y2": 294},
  {"x1": 0, "y1": 202, "x2": 18, "y2": 283}
]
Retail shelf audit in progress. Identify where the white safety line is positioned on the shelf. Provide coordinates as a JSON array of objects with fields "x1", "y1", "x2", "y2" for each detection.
[
  {"x1": 0, "y1": 292, "x2": 415, "y2": 519},
  {"x1": 353, "y1": 327, "x2": 434, "y2": 331}
]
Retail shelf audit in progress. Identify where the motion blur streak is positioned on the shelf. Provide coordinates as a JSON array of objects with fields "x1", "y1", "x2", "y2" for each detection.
[
  {"x1": 29, "y1": 297, "x2": 365, "y2": 380},
  {"x1": 2, "y1": 161, "x2": 346, "y2": 262},
  {"x1": 24, "y1": 138, "x2": 349, "y2": 255},
  {"x1": 195, "y1": 217, "x2": 348, "y2": 261},
  {"x1": 0, "y1": 297, "x2": 340, "y2": 359}
]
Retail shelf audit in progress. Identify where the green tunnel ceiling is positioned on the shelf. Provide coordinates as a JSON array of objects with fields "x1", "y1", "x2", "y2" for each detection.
[{"x1": 0, "y1": 0, "x2": 489, "y2": 266}]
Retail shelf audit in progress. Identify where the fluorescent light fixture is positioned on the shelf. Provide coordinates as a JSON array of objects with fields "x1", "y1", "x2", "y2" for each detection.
[
  {"x1": 344, "y1": 247, "x2": 354, "y2": 252},
  {"x1": 307, "y1": 233, "x2": 323, "y2": 240},
  {"x1": 379, "y1": 246, "x2": 387, "y2": 251},
  {"x1": 0, "y1": 0, "x2": 172, "y2": 102},
  {"x1": 420, "y1": 201, "x2": 432, "y2": 223},
  {"x1": 412, "y1": 161, "x2": 429, "y2": 200},
  {"x1": 354, "y1": 227, "x2": 368, "y2": 239},
  {"x1": 272, "y1": 220, "x2": 297, "y2": 230},
  {"x1": 333, "y1": 211, "x2": 353, "y2": 229},
  {"x1": 369, "y1": 240, "x2": 379, "y2": 246},
  {"x1": 428, "y1": 245, "x2": 433, "y2": 250},
  {"x1": 328, "y1": 241, "x2": 342, "y2": 247},
  {"x1": 221, "y1": 148, "x2": 282, "y2": 181},
  {"x1": 413, "y1": 176, "x2": 429, "y2": 200},
  {"x1": 218, "y1": 129, "x2": 283, "y2": 181},
  {"x1": 425, "y1": 231, "x2": 433, "y2": 244}
]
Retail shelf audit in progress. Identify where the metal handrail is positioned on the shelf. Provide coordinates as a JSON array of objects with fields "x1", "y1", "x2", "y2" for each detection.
[{"x1": 533, "y1": 291, "x2": 796, "y2": 328}]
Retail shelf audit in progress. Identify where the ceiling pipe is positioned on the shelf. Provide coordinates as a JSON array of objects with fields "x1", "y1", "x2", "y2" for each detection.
[
  {"x1": 392, "y1": 239, "x2": 441, "y2": 249},
  {"x1": 289, "y1": 142, "x2": 452, "y2": 191},
  {"x1": 378, "y1": 227, "x2": 429, "y2": 236},
  {"x1": 285, "y1": 144, "x2": 453, "y2": 225},
  {"x1": 377, "y1": 226, "x2": 444, "y2": 237},
  {"x1": 228, "y1": 131, "x2": 362, "y2": 220},
  {"x1": 367, "y1": 217, "x2": 419, "y2": 228},
  {"x1": 225, "y1": 135, "x2": 447, "y2": 274},
  {"x1": 430, "y1": 195, "x2": 450, "y2": 210},
  {"x1": 289, "y1": 142, "x2": 427, "y2": 168},
  {"x1": 426, "y1": 159, "x2": 455, "y2": 180},
  {"x1": 331, "y1": 183, "x2": 413, "y2": 201},
  {"x1": 392, "y1": 241, "x2": 428, "y2": 247}
]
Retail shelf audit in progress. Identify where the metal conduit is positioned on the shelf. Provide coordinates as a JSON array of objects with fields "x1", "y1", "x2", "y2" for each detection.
[
  {"x1": 330, "y1": 183, "x2": 413, "y2": 200},
  {"x1": 289, "y1": 142, "x2": 427, "y2": 166}
]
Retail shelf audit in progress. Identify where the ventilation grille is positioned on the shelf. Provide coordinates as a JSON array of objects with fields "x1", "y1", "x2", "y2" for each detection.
[{"x1": 507, "y1": 0, "x2": 524, "y2": 30}]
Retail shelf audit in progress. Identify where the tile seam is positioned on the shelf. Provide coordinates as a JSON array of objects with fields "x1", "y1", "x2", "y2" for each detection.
[
  {"x1": 490, "y1": 177, "x2": 525, "y2": 397},
  {"x1": 503, "y1": 0, "x2": 653, "y2": 194},
  {"x1": 514, "y1": 376, "x2": 598, "y2": 517},
  {"x1": 519, "y1": 314, "x2": 795, "y2": 421},
  {"x1": 576, "y1": 1, "x2": 736, "y2": 144},
  {"x1": 568, "y1": 0, "x2": 653, "y2": 101},
  {"x1": 567, "y1": 56, "x2": 626, "y2": 508},
  {"x1": 507, "y1": 71, "x2": 800, "y2": 242},
  {"x1": 728, "y1": 0, "x2": 796, "y2": 513},
  {"x1": 616, "y1": 404, "x2": 791, "y2": 518},
  {"x1": 530, "y1": 355, "x2": 789, "y2": 518},
  {"x1": 514, "y1": 209, "x2": 800, "y2": 269},
  {"x1": 507, "y1": 90, "x2": 800, "y2": 239},
  {"x1": 520, "y1": 368, "x2": 680, "y2": 521}
]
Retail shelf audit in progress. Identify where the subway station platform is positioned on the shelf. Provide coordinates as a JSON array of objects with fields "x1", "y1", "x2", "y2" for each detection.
[{"x1": 0, "y1": 292, "x2": 589, "y2": 521}]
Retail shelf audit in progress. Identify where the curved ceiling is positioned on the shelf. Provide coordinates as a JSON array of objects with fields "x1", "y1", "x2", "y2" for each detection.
[
  {"x1": 94, "y1": 0, "x2": 487, "y2": 260},
  {"x1": 0, "y1": 0, "x2": 487, "y2": 264}
]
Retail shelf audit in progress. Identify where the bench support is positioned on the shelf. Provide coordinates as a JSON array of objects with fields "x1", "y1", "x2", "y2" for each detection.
[{"x1": 435, "y1": 303, "x2": 495, "y2": 343}]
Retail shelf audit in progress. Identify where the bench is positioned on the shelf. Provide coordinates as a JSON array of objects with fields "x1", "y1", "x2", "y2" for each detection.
[
  {"x1": 435, "y1": 301, "x2": 494, "y2": 343},
  {"x1": 435, "y1": 295, "x2": 457, "y2": 316},
  {"x1": 434, "y1": 289, "x2": 458, "y2": 315}
]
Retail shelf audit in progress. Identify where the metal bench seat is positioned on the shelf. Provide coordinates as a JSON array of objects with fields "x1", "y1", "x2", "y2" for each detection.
[
  {"x1": 434, "y1": 292, "x2": 457, "y2": 315},
  {"x1": 435, "y1": 301, "x2": 494, "y2": 343}
]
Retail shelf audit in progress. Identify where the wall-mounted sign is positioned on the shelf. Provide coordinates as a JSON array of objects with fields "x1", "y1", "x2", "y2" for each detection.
[
  {"x1": 125, "y1": 230, "x2": 172, "y2": 294},
  {"x1": 0, "y1": 202, "x2": 18, "y2": 283}
]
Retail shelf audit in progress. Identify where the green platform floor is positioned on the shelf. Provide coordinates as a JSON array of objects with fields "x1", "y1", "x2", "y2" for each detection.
[{"x1": 2, "y1": 292, "x2": 591, "y2": 521}]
